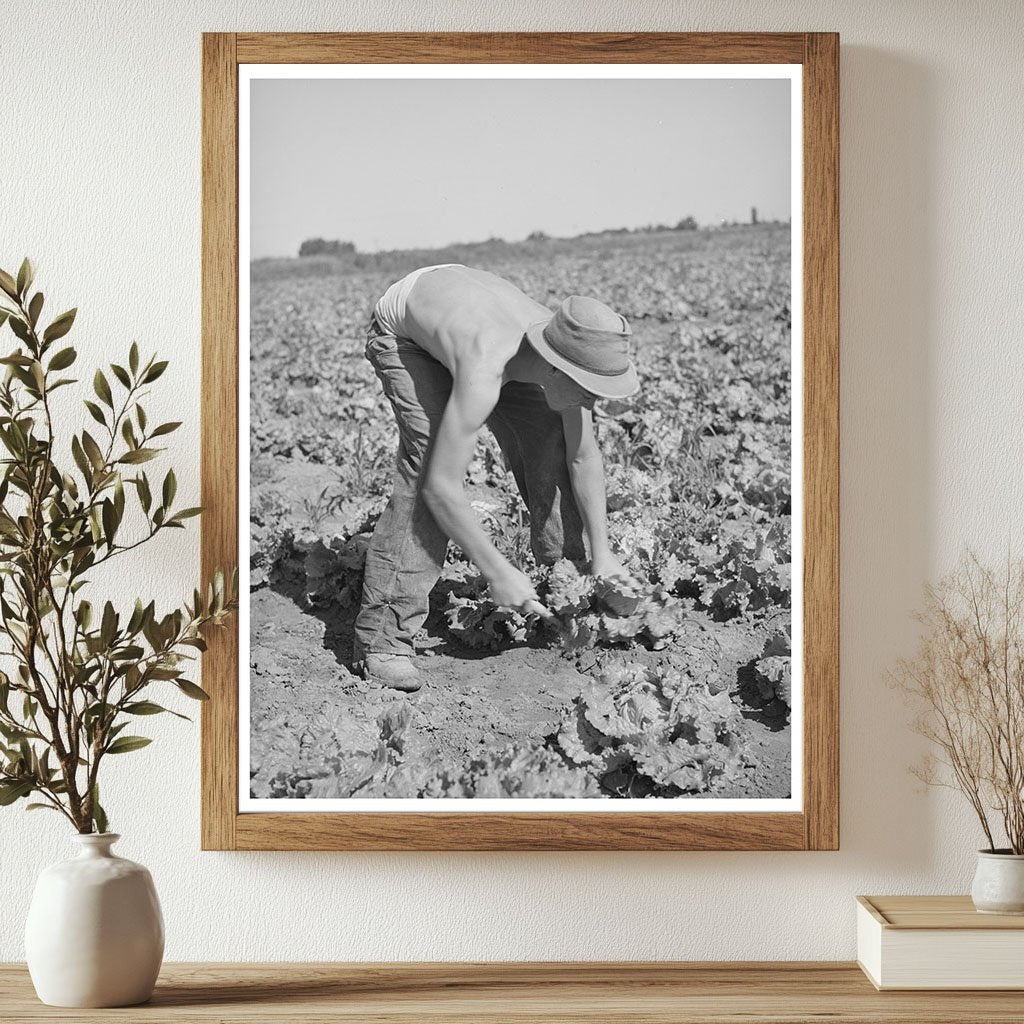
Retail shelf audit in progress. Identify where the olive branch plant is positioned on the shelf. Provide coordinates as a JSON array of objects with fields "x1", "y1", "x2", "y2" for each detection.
[{"x1": 0, "y1": 259, "x2": 236, "y2": 833}]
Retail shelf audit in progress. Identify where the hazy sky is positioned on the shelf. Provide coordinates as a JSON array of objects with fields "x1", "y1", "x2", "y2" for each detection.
[{"x1": 250, "y1": 77, "x2": 791, "y2": 257}]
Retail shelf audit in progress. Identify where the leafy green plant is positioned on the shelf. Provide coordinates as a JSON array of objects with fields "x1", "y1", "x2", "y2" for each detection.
[
  {"x1": 250, "y1": 701, "x2": 602, "y2": 800},
  {"x1": 250, "y1": 653, "x2": 752, "y2": 801},
  {"x1": 0, "y1": 259, "x2": 236, "y2": 833},
  {"x1": 554, "y1": 659, "x2": 752, "y2": 796},
  {"x1": 444, "y1": 559, "x2": 685, "y2": 653}
]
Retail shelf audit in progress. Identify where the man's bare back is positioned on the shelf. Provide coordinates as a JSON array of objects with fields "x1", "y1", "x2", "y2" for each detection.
[{"x1": 402, "y1": 266, "x2": 553, "y2": 379}]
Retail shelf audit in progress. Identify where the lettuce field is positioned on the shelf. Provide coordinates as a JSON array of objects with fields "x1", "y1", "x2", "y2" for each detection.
[{"x1": 247, "y1": 226, "x2": 794, "y2": 801}]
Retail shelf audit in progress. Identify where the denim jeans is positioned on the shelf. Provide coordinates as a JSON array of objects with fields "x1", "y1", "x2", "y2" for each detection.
[{"x1": 354, "y1": 318, "x2": 586, "y2": 657}]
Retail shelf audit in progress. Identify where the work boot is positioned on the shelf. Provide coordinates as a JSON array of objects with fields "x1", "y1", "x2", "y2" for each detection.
[{"x1": 358, "y1": 653, "x2": 423, "y2": 693}]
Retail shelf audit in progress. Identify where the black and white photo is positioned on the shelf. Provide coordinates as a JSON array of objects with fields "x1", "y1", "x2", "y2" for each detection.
[{"x1": 240, "y1": 67, "x2": 802, "y2": 810}]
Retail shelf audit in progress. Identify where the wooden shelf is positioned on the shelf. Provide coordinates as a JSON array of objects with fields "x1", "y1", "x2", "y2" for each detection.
[{"x1": 3, "y1": 962, "x2": 1024, "y2": 1022}]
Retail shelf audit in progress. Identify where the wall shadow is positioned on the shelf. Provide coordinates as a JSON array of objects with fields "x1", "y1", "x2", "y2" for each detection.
[{"x1": 836, "y1": 46, "x2": 936, "y2": 870}]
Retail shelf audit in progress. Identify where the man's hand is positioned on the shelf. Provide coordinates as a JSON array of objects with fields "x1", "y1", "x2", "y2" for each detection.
[
  {"x1": 590, "y1": 550, "x2": 635, "y2": 585},
  {"x1": 488, "y1": 567, "x2": 551, "y2": 618}
]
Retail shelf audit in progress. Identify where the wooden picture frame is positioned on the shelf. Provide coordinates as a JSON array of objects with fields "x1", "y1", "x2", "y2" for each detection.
[{"x1": 201, "y1": 32, "x2": 839, "y2": 851}]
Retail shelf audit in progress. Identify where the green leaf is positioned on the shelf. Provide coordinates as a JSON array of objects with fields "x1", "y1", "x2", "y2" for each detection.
[
  {"x1": 76, "y1": 603, "x2": 98, "y2": 636},
  {"x1": 105, "y1": 735, "x2": 152, "y2": 755},
  {"x1": 100, "y1": 601, "x2": 117, "y2": 646},
  {"x1": 83, "y1": 400, "x2": 106, "y2": 427},
  {"x1": 162, "y1": 468, "x2": 176, "y2": 508},
  {"x1": 16, "y1": 258, "x2": 34, "y2": 298},
  {"x1": 42, "y1": 308, "x2": 76, "y2": 344},
  {"x1": 0, "y1": 428, "x2": 19, "y2": 460},
  {"x1": 169, "y1": 506, "x2": 203, "y2": 523},
  {"x1": 81, "y1": 431, "x2": 105, "y2": 472},
  {"x1": 27, "y1": 292, "x2": 43, "y2": 328},
  {"x1": 136, "y1": 404, "x2": 147, "y2": 432},
  {"x1": 93, "y1": 369, "x2": 113, "y2": 408},
  {"x1": 150, "y1": 421, "x2": 181, "y2": 438},
  {"x1": 88, "y1": 507, "x2": 102, "y2": 544},
  {"x1": 110, "y1": 363, "x2": 131, "y2": 388},
  {"x1": 91, "y1": 785, "x2": 108, "y2": 834},
  {"x1": 121, "y1": 418, "x2": 137, "y2": 450},
  {"x1": 48, "y1": 346, "x2": 76, "y2": 371},
  {"x1": 0, "y1": 269, "x2": 18, "y2": 300},
  {"x1": 8, "y1": 317, "x2": 31, "y2": 344},
  {"x1": 106, "y1": 721, "x2": 127, "y2": 742},
  {"x1": 175, "y1": 679, "x2": 210, "y2": 701},
  {"x1": 141, "y1": 610, "x2": 160, "y2": 651},
  {"x1": 0, "y1": 779, "x2": 33, "y2": 805},
  {"x1": 142, "y1": 360, "x2": 168, "y2": 383},
  {"x1": 101, "y1": 498, "x2": 116, "y2": 546},
  {"x1": 118, "y1": 448, "x2": 158, "y2": 465},
  {"x1": 125, "y1": 700, "x2": 166, "y2": 715},
  {"x1": 71, "y1": 435, "x2": 92, "y2": 483},
  {"x1": 124, "y1": 700, "x2": 187, "y2": 719},
  {"x1": 26, "y1": 802, "x2": 61, "y2": 813},
  {"x1": 129, "y1": 342, "x2": 139, "y2": 375},
  {"x1": 0, "y1": 352, "x2": 33, "y2": 366},
  {"x1": 126, "y1": 598, "x2": 145, "y2": 635},
  {"x1": 136, "y1": 472, "x2": 152, "y2": 513},
  {"x1": 148, "y1": 666, "x2": 181, "y2": 680},
  {"x1": 110, "y1": 644, "x2": 144, "y2": 661}
]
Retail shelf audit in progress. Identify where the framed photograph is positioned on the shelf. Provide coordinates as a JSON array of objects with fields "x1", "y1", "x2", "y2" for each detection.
[{"x1": 201, "y1": 32, "x2": 838, "y2": 851}]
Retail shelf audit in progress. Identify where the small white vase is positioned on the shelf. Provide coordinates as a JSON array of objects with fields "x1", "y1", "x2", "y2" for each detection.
[
  {"x1": 25, "y1": 833, "x2": 164, "y2": 1007},
  {"x1": 971, "y1": 849, "x2": 1024, "y2": 915}
]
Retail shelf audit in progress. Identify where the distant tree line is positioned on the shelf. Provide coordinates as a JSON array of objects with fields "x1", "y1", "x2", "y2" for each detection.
[
  {"x1": 297, "y1": 212, "x2": 785, "y2": 260},
  {"x1": 299, "y1": 238, "x2": 356, "y2": 257},
  {"x1": 526, "y1": 217, "x2": 700, "y2": 242}
]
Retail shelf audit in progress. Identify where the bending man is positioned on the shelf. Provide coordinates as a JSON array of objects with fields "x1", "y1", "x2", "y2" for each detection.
[{"x1": 354, "y1": 264, "x2": 640, "y2": 691}]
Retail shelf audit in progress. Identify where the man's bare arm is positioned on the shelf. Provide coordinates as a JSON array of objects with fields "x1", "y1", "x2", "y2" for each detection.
[
  {"x1": 421, "y1": 373, "x2": 547, "y2": 614},
  {"x1": 562, "y1": 407, "x2": 631, "y2": 580}
]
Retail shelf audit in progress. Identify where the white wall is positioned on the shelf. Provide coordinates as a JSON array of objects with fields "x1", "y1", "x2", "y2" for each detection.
[{"x1": 2, "y1": 0, "x2": 1022, "y2": 961}]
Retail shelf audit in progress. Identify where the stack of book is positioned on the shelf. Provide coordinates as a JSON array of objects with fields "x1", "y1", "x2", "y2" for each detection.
[{"x1": 857, "y1": 895, "x2": 1024, "y2": 990}]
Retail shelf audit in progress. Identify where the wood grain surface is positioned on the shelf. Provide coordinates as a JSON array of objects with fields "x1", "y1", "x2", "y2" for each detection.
[
  {"x1": 200, "y1": 32, "x2": 239, "y2": 852},
  {"x1": 800, "y1": 32, "x2": 841, "y2": 852},
  {"x1": 4, "y1": 962, "x2": 1024, "y2": 1023},
  {"x1": 235, "y1": 32, "x2": 808, "y2": 64},
  {"x1": 862, "y1": 895, "x2": 1024, "y2": 930},
  {"x1": 201, "y1": 31, "x2": 841, "y2": 851},
  {"x1": 231, "y1": 809, "x2": 806, "y2": 852}
]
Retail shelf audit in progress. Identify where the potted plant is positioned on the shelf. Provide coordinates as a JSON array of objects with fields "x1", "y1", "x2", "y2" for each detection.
[
  {"x1": 896, "y1": 552, "x2": 1024, "y2": 914},
  {"x1": 0, "y1": 259, "x2": 236, "y2": 1006}
]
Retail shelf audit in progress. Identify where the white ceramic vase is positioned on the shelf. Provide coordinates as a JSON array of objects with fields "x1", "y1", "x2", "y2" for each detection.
[
  {"x1": 25, "y1": 833, "x2": 164, "y2": 1007},
  {"x1": 971, "y1": 849, "x2": 1024, "y2": 915}
]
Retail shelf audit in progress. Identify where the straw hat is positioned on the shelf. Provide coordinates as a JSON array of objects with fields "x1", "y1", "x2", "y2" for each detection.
[{"x1": 525, "y1": 296, "x2": 639, "y2": 399}]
